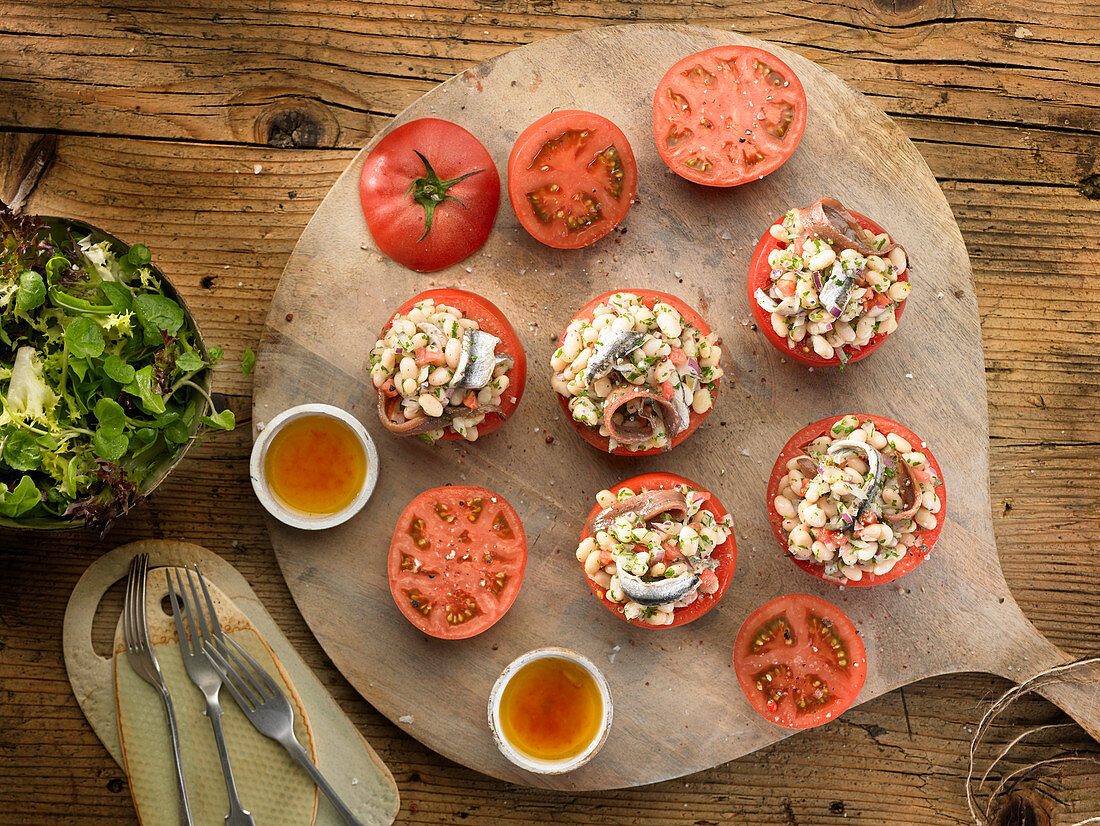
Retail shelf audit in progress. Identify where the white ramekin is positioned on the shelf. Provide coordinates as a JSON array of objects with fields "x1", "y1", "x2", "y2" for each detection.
[
  {"x1": 250, "y1": 403, "x2": 378, "y2": 530},
  {"x1": 487, "y1": 647, "x2": 613, "y2": 774}
]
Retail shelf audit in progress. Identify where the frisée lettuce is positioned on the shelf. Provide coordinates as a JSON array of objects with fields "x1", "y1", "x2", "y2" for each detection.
[{"x1": 0, "y1": 203, "x2": 235, "y2": 531}]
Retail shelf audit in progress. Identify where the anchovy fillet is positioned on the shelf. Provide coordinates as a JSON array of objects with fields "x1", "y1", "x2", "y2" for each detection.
[
  {"x1": 826, "y1": 439, "x2": 885, "y2": 527},
  {"x1": 416, "y1": 321, "x2": 448, "y2": 350},
  {"x1": 449, "y1": 328, "x2": 501, "y2": 389},
  {"x1": 797, "y1": 196, "x2": 901, "y2": 257},
  {"x1": 587, "y1": 489, "x2": 689, "y2": 535},
  {"x1": 818, "y1": 259, "x2": 865, "y2": 319},
  {"x1": 616, "y1": 564, "x2": 700, "y2": 607},
  {"x1": 583, "y1": 330, "x2": 647, "y2": 387},
  {"x1": 884, "y1": 459, "x2": 922, "y2": 524}
]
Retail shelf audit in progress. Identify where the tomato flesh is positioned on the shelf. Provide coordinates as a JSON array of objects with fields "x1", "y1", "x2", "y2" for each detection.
[
  {"x1": 766, "y1": 414, "x2": 946, "y2": 587},
  {"x1": 653, "y1": 46, "x2": 807, "y2": 187},
  {"x1": 508, "y1": 111, "x2": 638, "y2": 249},
  {"x1": 380, "y1": 289, "x2": 527, "y2": 441},
  {"x1": 748, "y1": 209, "x2": 908, "y2": 367},
  {"x1": 734, "y1": 594, "x2": 866, "y2": 728},
  {"x1": 388, "y1": 486, "x2": 527, "y2": 639},
  {"x1": 555, "y1": 290, "x2": 718, "y2": 456},
  {"x1": 359, "y1": 118, "x2": 500, "y2": 273},
  {"x1": 579, "y1": 472, "x2": 736, "y2": 629}
]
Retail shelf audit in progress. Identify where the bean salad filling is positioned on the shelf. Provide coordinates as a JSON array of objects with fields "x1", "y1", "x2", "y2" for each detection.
[
  {"x1": 551, "y1": 292, "x2": 722, "y2": 452},
  {"x1": 755, "y1": 197, "x2": 910, "y2": 364},
  {"x1": 774, "y1": 414, "x2": 942, "y2": 583},
  {"x1": 369, "y1": 298, "x2": 514, "y2": 442},
  {"x1": 576, "y1": 483, "x2": 733, "y2": 625}
]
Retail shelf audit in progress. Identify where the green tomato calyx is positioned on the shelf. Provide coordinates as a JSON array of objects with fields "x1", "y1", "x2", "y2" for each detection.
[{"x1": 408, "y1": 151, "x2": 482, "y2": 242}]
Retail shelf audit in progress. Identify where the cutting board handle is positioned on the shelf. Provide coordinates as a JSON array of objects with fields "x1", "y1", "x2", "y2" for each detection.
[{"x1": 986, "y1": 612, "x2": 1100, "y2": 742}]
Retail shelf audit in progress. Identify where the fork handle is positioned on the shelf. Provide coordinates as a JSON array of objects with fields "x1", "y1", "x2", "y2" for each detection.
[
  {"x1": 205, "y1": 702, "x2": 256, "y2": 826},
  {"x1": 156, "y1": 684, "x2": 194, "y2": 826},
  {"x1": 282, "y1": 738, "x2": 365, "y2": 826}
]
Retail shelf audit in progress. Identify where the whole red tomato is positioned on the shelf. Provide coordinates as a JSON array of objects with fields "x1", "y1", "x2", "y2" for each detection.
[{"x1": 359, "y1": 118, "x2": 500, "y2": 272}]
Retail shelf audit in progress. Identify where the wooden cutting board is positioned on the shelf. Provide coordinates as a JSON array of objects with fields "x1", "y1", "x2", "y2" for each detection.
[
  {"x1": 63, "y1": 541, "x2": 400, "y2": 824},
  {"x1": 252, "y1": 24, "x2": 1100, "y2": 790}
]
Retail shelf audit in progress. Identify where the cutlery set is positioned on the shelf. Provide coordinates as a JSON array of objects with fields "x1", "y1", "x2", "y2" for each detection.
[{"x1": 124, "y1": 553, "x2": 364, "y2": 826}]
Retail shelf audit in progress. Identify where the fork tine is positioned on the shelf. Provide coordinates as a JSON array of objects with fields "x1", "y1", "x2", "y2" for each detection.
[
  {"x1": 193, "y1": 565, "x2": 224, "y2": 641},
  {"x1": 220, "y1": 637, "x2": 273, "y2": 701},
  {"x1": 204, "y1": 640, "x2": 260, "y2": 709},
  {"x1": 182, "y1": 566, "x2": 212, "y2": 647},
  {"x1": 136, "y1": 553, "x2": 150, "y2": 652},
  {"x1": 222, "y1": 633, "x2": 280, "y2": 698},
  {"x1": 166, "y1": 569, "x2": 188, "y2": 655},
  {"x1": 123, "y1": 555, "x2": 137, "y2": 651},
  {"x1": 171, "y1": 567, "x2": 201, "y2": 656}
]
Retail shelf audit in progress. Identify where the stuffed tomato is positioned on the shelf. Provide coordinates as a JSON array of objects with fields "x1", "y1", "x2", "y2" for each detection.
[
  {"x1": 369, "y1": 289, "x2": 527, "y2": 443},
  {"x1": 575, "y1": 472, "x2": 736, "y2": 628},
  {"x1": 749, "y1": 197, "x2": 909, "y2": 367},
  {"x1": 550, "y1": 290, "x2": 721, "y2": 455},
  {"x1": 767, "y1": 414, "x2": 946, "y2": 586}
]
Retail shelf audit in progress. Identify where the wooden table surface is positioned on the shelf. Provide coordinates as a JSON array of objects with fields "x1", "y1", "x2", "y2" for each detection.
[{"x1": 1, "y1": 2, "x2": 1097, "y2": 824}]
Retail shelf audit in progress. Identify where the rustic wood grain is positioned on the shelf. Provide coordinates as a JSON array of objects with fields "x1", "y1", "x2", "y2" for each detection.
[{"x1": 0, "y1": 0, "x2": 1098, "y2": 822}]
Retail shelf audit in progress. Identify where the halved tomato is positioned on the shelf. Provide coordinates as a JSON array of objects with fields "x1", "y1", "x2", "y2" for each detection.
[
  {"x1": 555, "y1": 290, "x2": 718, "y2": 456},
  {"x1": 766, "y1": 414, "x2": 946, "y2": 587},
  {"x1": 748, "y1": 208, "x2": 908, "y2": 367},
  {"x1": 388, "y1": 486, "x2": 527, "y2": 639},
  {"x1": 734, "y1": 594, "x2": 867, "y2": 728},
  {"x1": 507, "y1": 110, "x2": 638, "y2": 249},
  {"x1": 653, "y1": 45, "x2": 806, "y2": 187},
  {"x1": 579, "y1": 472, "x2": 736, "y2": 629},
  {"x1": 379, "y1": 289, "x2": 527, "y2": 441}
]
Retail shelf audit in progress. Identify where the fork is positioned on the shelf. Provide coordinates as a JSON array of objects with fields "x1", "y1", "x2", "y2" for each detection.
[
  {"x1": 123, "y1": 553, "x2": 194, "y2": 826},
  {"x1": 200, "y1": 613, "x2": 366, "y2": 826},
  {"x1": 167, "y1": 566, "x2": 255, "y2": 826}
]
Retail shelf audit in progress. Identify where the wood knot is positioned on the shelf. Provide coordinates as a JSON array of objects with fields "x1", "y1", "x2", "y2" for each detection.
[
  {"x1": 266, "y1": 108, "x2": 324, "y2": 148},
  {"x1": 992, "y1": 792, "x2": 1051, "y2": 826},
  {"x1": 1079, "y1": 173, "x2": 1100, "y2": 200},
  {"x1": 228, "y1": 89, "x2": 340, "y2": 148}
]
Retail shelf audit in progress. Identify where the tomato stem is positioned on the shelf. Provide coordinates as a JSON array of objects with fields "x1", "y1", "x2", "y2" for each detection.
[{"x1": 409, "y1": 150, "x2": 483, "y2": 242}]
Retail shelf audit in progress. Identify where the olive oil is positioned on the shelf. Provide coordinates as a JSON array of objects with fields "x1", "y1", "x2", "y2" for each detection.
[
  {"x1": 498, "y1": 656, "x2": 603, "y2": 761},
  {"x1": 264, "y1": 415, "x2": 367, "y2": 515}
]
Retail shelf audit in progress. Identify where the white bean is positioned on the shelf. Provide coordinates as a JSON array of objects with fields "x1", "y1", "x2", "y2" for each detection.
[
  {"x1": 692, "y1": 388, "x2": 712, "y2": 415},
  {"x1": 887, "y1": 432, "x2": 913, "y2": 454},
  {"x1": 807, "y1": 248, "x2": 836, "y2": 272},
  {"x1": 914, "y1": 507, "x2": 937, "y2": 530},
  {"x1": 811, "y1": 334, "x2": 834, "y2": 359},
  {"x1": 887, "y1": 246, "x2": 907, "y2": 274},
  {"x1": 773, "y1": 495, "x2": 796, "y2": 518},
  {"x1": 445, "y1": 337, "x2": 462, "y2": 368},
  {"x1": 656, "y1": 311, "x2": 682, "y2": 338},
  {"x1": 888, "y1": 280, "x2": 911, "y2": 302},
  {"x1": 771, "y1": 312, "x2": 790, "y2": 338},
  {"x1": 576, "y1": 536, "x2": 596, "y2": 561},
  {"x1": 418, "y1": 394, "x2": 444, "y2": 418}
]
